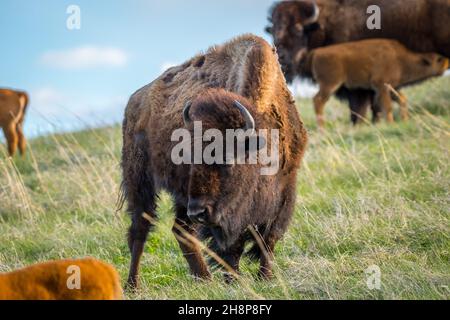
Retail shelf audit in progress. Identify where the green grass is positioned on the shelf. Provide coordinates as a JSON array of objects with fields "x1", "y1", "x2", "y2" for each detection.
[{"x1": 0, "y1": 76, "x2": 449, "y2": 300}]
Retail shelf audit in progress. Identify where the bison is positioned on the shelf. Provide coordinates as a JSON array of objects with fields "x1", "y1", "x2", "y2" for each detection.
[
  {"x1": 0, "y1": 258, "x2": 122, "y2": 300},
  {"x1": 267, "y1": 0, "x2": 450, "y2": 124},
  {"x1": 0, "y1": 88, "x2": 28, "y2": 157},
  {"x1": 120, "y1": 34, "x2": 308, "y2": 288},
  {"x1": 304, "y1": 39, "x2": 449, "y2": 126}
]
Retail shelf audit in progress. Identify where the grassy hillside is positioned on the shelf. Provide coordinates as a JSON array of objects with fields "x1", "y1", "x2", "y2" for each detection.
[{"x1": 0, "y1": 76, "x2": 449, "y2": 300}]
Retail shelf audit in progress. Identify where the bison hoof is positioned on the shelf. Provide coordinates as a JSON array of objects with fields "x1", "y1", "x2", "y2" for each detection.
[
  {"x1": 257, "y1": 268, "x2": 274, "y2": 280},
  {"x1": 224, "y1": 271, "x2": 239, "y2": 284},
  {"x1": 191, "y1": 272, "x2": 212, "y2": 282},
  {"x1": 126, "y1": 276, "x2": 140, "y2": 292}
]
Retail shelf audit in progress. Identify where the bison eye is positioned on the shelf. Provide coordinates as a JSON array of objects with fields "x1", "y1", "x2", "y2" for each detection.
[{"x1": 421, "y1": 58, "x2": 432, "y2": 66}]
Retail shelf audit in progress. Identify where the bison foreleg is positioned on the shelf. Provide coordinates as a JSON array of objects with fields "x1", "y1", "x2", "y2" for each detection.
[
  {"x1": 375, "y1": 86, "x2": 394, "y2": 123},
  {"x1": 217, "y1": 243, "x2": 245, "y2": 283},
  {"x1": 313, "y1": 86, "x2": 336, "y2": 129},
  {"x1": 257, "y1": 185, "x2": 297, "y2": 280},
  {"x1": 248, "y1": 225, "x2": 277, "y2": 280},
  {"x1": 173, "y1": 207, "x2": 211, "y2": 280},
  {"x1": 257, "y1": 236, "x2": 276, "y2": 280}
]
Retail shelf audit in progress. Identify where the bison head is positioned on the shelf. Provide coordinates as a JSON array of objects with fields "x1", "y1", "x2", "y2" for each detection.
[
  {"x1": 418, "y1": 53, "x2": 449, "y2": 76},
  {"x1": 181, "y1": 89, "x2": 268, "y2": 248},
  {"x1": 267, "y1": 1, "x2": 321, "y2": 82}
]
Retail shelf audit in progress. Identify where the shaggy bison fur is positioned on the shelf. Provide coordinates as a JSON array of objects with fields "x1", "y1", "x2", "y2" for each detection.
[
  {"x1": 0, "y1": 258, "x2": 122, "y2": 300},
  {"x1": 120, "y1": 34, "x2": 308, "y2": 288}
]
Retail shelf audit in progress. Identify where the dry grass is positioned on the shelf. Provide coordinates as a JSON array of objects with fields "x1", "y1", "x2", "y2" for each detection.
[{"x1": 0, "y1": 76, "x2": 449, "y2": 299}]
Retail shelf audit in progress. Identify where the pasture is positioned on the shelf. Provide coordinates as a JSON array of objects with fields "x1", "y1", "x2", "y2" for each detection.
[{"x1": 0, "y1": 76, "x2": 449, "y2": 300}]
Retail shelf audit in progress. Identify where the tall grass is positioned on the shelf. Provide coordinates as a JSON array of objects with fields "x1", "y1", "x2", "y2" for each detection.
[{"x1": 0, "y1": 76, "x2": 449, "y2": 299}]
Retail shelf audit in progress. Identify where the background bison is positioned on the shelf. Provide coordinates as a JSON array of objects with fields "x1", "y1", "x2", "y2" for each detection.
[
  {"x1": 0, "y1": 89, "x2": 28, "y2": 156},
  {"x1": 305, "y1": 39, "x2": 449, "y2": 126},
  {"x1": 121, "y1": 35, "x2": 307, "y2": 287},
  {"x1": 267, "y1": 0, "x2": 450, "y2": 123}
]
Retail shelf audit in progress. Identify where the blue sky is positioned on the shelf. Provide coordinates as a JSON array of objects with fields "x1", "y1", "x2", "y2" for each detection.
[
  {"x1": 0, "y1": 0, "x2": 288, "y2": 136},
  {"x1": 2, "y1": 1, "x2": 449, "y2": 137}
]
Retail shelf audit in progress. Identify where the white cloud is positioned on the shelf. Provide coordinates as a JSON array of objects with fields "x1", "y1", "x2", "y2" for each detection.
[{"x1": 40, "y1": 46, "x2": 128, "y2": 70}]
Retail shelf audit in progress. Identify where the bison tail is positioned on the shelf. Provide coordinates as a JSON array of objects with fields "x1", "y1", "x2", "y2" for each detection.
[
  {"x1": 115, "y1": 181, "x2": 127, "y2": 212},
  {"x1": 17, "y1": 92, "x2": 29, "y2": 124},
  {"x1": 119, "y1": 127, "x2": 156, "y2": 220}
]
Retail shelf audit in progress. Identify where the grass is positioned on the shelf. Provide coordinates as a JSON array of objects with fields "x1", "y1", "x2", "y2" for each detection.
[{"x1": 0, "y1": 76, "x2": 449, "y2": 300}]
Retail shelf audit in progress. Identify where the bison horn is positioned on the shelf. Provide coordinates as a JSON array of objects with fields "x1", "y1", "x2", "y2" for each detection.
[
  {"x1": 301, "y1": 2, "x2": 320, "y2": 26},
  {"x1": 183, "y1": 101, "x2": 193, "y2": 126},
  {"x1": 233, "y1": 100, "x2": 256, "y2": 134}
]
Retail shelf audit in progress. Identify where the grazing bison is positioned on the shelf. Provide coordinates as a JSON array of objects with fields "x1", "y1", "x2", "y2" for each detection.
[
  {"x1": 0, "y1": 88, "x2": 28, "y2": 156},
  {"x1": 267, "y1": 0, "x2": 450, "y2": 124},
  {"x1": 0, "y1": 258, "x2": 123, "y2": 300},
  {"x1": 304, "y1": 39, "x2": 449, "y2": 127},
  {"x1": 121, "y1": 34, "x2": 307, "y2": 288}
]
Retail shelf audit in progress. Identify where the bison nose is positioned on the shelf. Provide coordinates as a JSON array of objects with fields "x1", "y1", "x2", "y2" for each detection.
[{"x1": 187, "y1": 200, "x2": 209, "y2": 224}]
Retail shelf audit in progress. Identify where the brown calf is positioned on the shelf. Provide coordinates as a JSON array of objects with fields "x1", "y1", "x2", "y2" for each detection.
[
  {"x1": 267, "y1": 0, "x2": 450, "y2": 124},
  {"x1": 0, "y1": 258, "x2": 122, "y2": 300},
  {"x1": 0, "y1": 88, "x2": 29, "y2": 156},
  {"x1": 303, "y1": 39, "x2": 449, "y2": 127}
]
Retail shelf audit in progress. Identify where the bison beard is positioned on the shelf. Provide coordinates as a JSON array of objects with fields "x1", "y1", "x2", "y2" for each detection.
[
  {"x1": 120, "y1": 35, "x2": 307, "y2": 288},
  {"x1": 267, "y1": 0, "x2": 450, "y2": 124}
]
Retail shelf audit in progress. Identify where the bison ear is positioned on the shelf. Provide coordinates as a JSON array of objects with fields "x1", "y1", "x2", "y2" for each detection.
[
  {"x1": 245, "y1": 135, "x2": 267, "y2": 154},
  {"x1": 265, "y1": 25, "x2": 273, "y2": 35},
  {"x1": 298, "y1": 1, "x2": 320, "y2": 26}
]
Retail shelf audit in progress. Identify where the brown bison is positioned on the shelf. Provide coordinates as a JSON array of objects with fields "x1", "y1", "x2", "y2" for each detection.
[
  {"x1": 267, "y1": 0, "x2": 450, "y2": 124},
  {"x1": 0, "y1": 88, "x2": 28, "y2": 157},
  {"x1": 304, "y1": 39, "x2": 449, "y2": 127},
  {"x1": 120, "y1": 34, "x2": 307, "y2": 288},
  {"x1": 0, "y1": 258, "x2": 122, "y2": 300}
]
